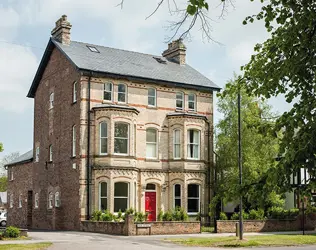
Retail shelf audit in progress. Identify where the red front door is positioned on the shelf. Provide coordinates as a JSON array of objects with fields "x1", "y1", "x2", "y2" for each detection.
[{"x1": 145, "y1": 192, "x2": 156, "y2": 221}]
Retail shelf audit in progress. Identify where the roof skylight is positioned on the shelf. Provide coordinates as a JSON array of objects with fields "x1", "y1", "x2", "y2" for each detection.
[{"x1": 87, "y1": 45, "x2": 100, "y2": 53}]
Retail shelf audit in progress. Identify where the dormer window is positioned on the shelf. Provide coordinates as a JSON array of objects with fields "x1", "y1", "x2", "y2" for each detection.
[
  {"x1": 87, "y1": 45, "x2": 99, "y2": 53},
  {"x1": 103, "y1": 83, "x2": 113, "y2": 101}
]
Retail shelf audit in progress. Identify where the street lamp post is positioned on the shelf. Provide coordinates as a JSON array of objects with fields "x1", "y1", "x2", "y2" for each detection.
[{"x1": 238, "y1": 89, "x2": 243, "y2": 240}]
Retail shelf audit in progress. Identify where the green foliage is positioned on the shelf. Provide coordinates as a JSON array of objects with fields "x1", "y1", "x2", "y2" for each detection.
[
  {"x1": 100, "y1": 210, "x2": 115, "y2": 222},
  {"x1": 117, "y1": 210, "x2": 123, "y2": 219},
  {"x1": 267, "y1": 207, "x2": 299, "y2": 219},
  {"x1": 240, "y1": 0, "x2": 316, "y2": 192},
  {"x1": 215, "y1": 78, "x2": 282, "y2": 211},
  {"x1": 125, "y1": 207, "x2": 135, "y2": 215},
  {"x1": 162, "y1": 210, "x2": 173, "y2": 221},
  {"x1": 306, "y1": 206, "x2": 316, "y2": 214},
  {"x1": 134, "y1": 212, "x2": 147, "y2": 222},
  {"x1": 231, "y1": 213, "x2": 239, "y2": 220},
  {"x1": 4, "y1": 226, "x2": 20, "y2": 238},
  {"x1": 195, "y1": 212, "x2": 201, "y2": 221},
  {"x1": 219, "y1": 212, "x2": 228, "y2": 220},
  {"x1": 157, "y1": 209, "x2": 163, "y2": 221},
  {"x1": 0, "y1": 143, "x2": 3, "y2": 152},
  {"x1": 91, "y1": 210, "x2": 102, "y2": 221},
  {"x1": 160, "y1": 207, "x2": 189, "y2": 221},
  {"x1": 248, "y1": 209, "x2": 265, "y2": 220},
  {"x1": 0, "y1": 176, "x2": 7, "y2": 192}
]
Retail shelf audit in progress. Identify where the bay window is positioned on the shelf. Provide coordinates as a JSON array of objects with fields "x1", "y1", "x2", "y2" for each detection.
[
  {"x1": 187, "y1": 129, "x2": 200, "y2": 159},
  {"x1": 173, "y1": 129, "x2": 181, "y2": 159},
  {"x1": 174, "y1": 184, "x2": 181, "y2": 208},
  {"x1": 114, "y1": 123, "x2": 129, "y2": 155},
  {"x1": 99, "y1": 182, "x2": 107, "y2": 210},
  {"x1": 100, "y1": 122, "x2": 108, "y2": 155},
  {"x1": 187, "y1": 184, "x2": 200, "y2": 213},
  {"x1": 114, "y1": 182, "x2": 129, "y2": 212}
]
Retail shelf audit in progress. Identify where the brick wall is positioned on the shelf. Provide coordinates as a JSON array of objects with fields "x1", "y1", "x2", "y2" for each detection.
[
  {"x1": 80, "y1": 216, "x2": 200, "y2": 236},
  {"x1": 32, "y1": 47, "x2": 81, "y2": 230},
  {"x1": 217, "y1": 214, "x2": 316, "y2": 233},
  {"x1": 7, "y1": 162, "x2": 33, "y2": 229}
]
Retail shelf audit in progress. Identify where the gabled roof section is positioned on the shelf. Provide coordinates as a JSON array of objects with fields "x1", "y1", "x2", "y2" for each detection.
[
  {"x1": 27, "y1": 38, "x2": 220, "y2": 98},
  {"x1": 5, "y1": 149, "x2": 33, "y2": 167}
]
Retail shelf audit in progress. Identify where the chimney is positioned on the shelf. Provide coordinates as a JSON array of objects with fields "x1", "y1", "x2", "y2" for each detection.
[
  {"x1": 162, "y1": 38, "x2": 186, "y2": 65},
  {"x1": 51, "y1": 15, "x2": 72, "y2": 45}
]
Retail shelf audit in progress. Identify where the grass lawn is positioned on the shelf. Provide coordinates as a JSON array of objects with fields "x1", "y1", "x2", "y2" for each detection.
[
  {"x1": 170, "y1": 235, "x2": 316, "y2": 247},
  {"x1": 0, "y1": 243, "x2": 52, "y2": 250}
]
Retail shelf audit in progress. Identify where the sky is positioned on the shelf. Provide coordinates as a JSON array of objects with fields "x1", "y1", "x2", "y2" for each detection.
[{"x1": 0, "y1": 0, "x2": 292, "y2": 159}]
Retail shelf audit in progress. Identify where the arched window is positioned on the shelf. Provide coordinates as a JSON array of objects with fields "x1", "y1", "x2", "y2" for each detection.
[
  {"x1": 118, "y1": 83, "x2": 127, "y2": 103},
  {"x1": 103, "y1": 82, "x2": 113, "y2": 101},
  {"x1": 99, "y1": 182, "x2": 107, "y2": 210},
  {"x1": 114, "y1": 182, "x2": 129, "y2": 212},
  {"x1": 176, "y1": 92, "x2": 184, "y2": 110},
  {"x1": 188, "y1": 93, "x2": 196, "y2": 111},
  {"x1": 174, "y1": 184, "x2": 181, "y2": 208},
  {"x1": 146, "y1": 128, "x2": 157, "y2": 159},
  {"x1": 18, "y1": 194, "x2": 22, "y2": 208},
  {"x1": 187, "y1": 129, "x2": 200, "y2": 160},
  {"x1": 148, "y1": 88, "x2": 156, "y2": 107},
  {"x1": 187, "y1": 184, "x2": 200, "y2": 213},
  {"x1": 114, "y1": 123, "x2": 129, "y2": 155},
  {"x1": 48, "y1": 192, "x2": 53, "y2": 209},
  {"x1": 10, "y1": 194, "x2": 13, "y2": 208},
  {"x1": 73, "y1": 81, "x2": 77, "y2": 103},
  {"x1": 34, "y1": 193, "x2": 39, "y2": 208},
  {"x1": 100, "y1": 122, "x2": 108, "y2": 155},
  {"x1": 72, "y1": 125, "x2": 76, "y2": 157},
  {"x1": 173, "y1": 129, "x2": 181, "y2": 159},
  {"x1": 146, "y1": 183, "x2": 156, "y2": 190},
  {"x1": 55, "y1": 192, "x2": 60, "y2": 207}
]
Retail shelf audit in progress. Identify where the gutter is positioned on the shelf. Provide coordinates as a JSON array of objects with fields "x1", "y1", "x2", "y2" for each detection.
[{"x1": 86, "y1": 72, "x2": 92, "y2": 220}]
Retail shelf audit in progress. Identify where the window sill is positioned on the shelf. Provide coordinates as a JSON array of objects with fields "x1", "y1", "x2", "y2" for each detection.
[
  {"x1": 188, "y1": 212, "x2": 199, "y2": 216},
  {"x1": 147, "y1": 106, "x2": 157, "y2": 110},
  {"x1": 175, "y1": 108, "x2": 184, "y2": 112},
  {"x1": 71, "y1": 101, "x2": 77, "y2": 105},
  {"x1": 113, "y1": 153, "x2": 129, "y2": 156},
  {"x1": 187, "y1": 110, "x2": 197, "y2": 114},
  {"x1": 102, "y1": 100, "x2": 113, "y2": 104},
  {"x1": 70, "y1": 156, "x2": 76, "y2": 159},
  {"x1": 48, "y1": 161, "x2": 53, "y2": 164}
]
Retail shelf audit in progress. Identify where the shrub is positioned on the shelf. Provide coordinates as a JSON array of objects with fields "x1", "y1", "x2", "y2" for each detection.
[
  {"x1": 288, "y1": 208, "x2": 299, "y2": 217},
  {"x1": 243, "y1": 212, "x2": 249, "y2": 220},
  {"x1": 100, "y1": 210, "x2": 114, "y2": 221},
  {"x1": 171, "y1": 207, "x2": 189, "y2": 221},
  {"x1": 268, "y1": 206, "x2": 299, "y2": 219},
  {"x1": 231, "y1": 213, "x2": 239, "y2": 220},
  {"x1": 91, "y1": 210, "x2": 102, "y2": 221},
  {"x1": 125, "y1": 208, "x2": 135, "y2": 215},
  {"x1": 219, "y1": 212, "x2": 228, "y2": 220},
  {"x1": 135, "y1": 212, "x2": 147, "y2": 222},
  {"x1": 4, "y1": 226, "x2": 20, "y2": 238},
  {"x1": 248, "y1": 209, "x2": 265, "y2": 220},
  {"x1": 157, "y1": 209, "x2": 163, "y2": 221},
  {"x1": 306, "y1": 206, "x2": 316, "y2": 214},
  {"x1": 117, "y1": 210, "x2": 123, "y2": 219},
  {"x1": 162, "y1": 210, "x2": 173, "y2": 221},
  {"x1": 196, "y1": 212, "x2": 201, "y2": 221}
]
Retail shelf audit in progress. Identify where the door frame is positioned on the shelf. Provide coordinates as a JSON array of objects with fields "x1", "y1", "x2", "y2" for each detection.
[{"x1": 145, "y1": 183, "x2": 157, "y2": 221}]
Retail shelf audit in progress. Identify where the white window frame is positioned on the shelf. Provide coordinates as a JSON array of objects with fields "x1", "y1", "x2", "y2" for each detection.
[
  {"x1": 72, "y1": 125, "x2": 76, "y2": 157},
  {"x1": 55, "y1": 192, "x2": 60, "y2": 207},
  {"x1": 48, "y1": 192, "x2": 53, "y2": 209},
  {"x1": 187, "y1": 129, "x2": 200, "y2": 160},
  {"x1": 114, "y1": 182, "x2": 129, "y2": 213},
  {"x1": 148, "y1": 88, "x2": 156, "y2": 107},
  {"x1": 99, "y1": 122, "x2": 108, "y2": 155},
  {"x1": 173, "y1": 129, "x2": 181, "y2": 159},
  {"x1": 49, "y1": 92, "x2": 54, "y2": 109},
  {"x1": 146, "y1": 128, "x2": 158, "y2": 159},
  {"x1": 35, "y1": 193, "x2": 39, "y2": 208},
  {"x1": 114, "y1": 123, "x2": 129, "y2": 156},
  {"x1": 73, "y1": 81, "x2": 77, "y2": 103},
  {"x1": 187, "y1": 184, "x2": 200, "y2": 214},
  {"x1": 49, "y1": 144, "x2": 53, "y2": 162},
  {"x1": 103, "y1": 82, "x2": 113, "y2": 102},
  {"x1": 10, "y1": 194, "x2": 13, "y2": 208},
  {"x1": 117, "y1": 83, "x2": 127, "y2": 104},
  {"x1": 188, "y1": 93, "x2": 196, "y2": 112},
  {"x1": 35, "y1": 146, "x2": 40, "y2": 162},
  {"x1": 99, "y1": 182, "x2": 107, "y2": 211},
  {"x1": 18, "y1": 194, "x2": 22, "y2": 208},
  {"x1": 174, "y1": 184, "x2": 181, "y2": 208},
  {"x1": 176, "y1": 92, "x2": 184, "y2": 110}
]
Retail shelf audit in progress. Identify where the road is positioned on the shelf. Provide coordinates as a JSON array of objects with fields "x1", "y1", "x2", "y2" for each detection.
[{"x1": 17, "y1": 231, "x2": 315, "y2": 250}]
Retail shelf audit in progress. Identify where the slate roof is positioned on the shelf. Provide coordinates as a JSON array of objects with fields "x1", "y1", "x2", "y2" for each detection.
[
  {"x1": 27, "y1": 38, "x2": 220, "y2": 97},
  {"x1": 5, "y1": 149, "x2": 33, "y2": 167}
]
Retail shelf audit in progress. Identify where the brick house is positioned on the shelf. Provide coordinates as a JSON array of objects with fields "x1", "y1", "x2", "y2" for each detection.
[{"x1": 6, "y1": 15, "x2": 220, "y2": 230}]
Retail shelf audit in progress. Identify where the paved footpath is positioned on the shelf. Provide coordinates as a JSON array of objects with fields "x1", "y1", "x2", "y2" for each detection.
[{"x1": 0, "y1": 231, "x2": 315, "y2": 250}]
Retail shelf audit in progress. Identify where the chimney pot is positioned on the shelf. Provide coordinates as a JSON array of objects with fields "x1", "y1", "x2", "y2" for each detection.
[
  {"x1": 51, "y1": 15, "x2": 72, "y2": 45},
  {"x1": 162, "y1": 38, "x2": 186, "y2": 65}
]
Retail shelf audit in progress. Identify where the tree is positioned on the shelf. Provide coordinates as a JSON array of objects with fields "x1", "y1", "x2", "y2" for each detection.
[
  {"x1": 0, "y1": 143, "x2": 3, "y2": 152},
  {"x1": 239, "y1": 1, "x2": 316, "y2": 192},
  {"x1": 0, "y1": 177, "x2": 7, "y2": 192},
  {"x1": 215, "y1": 78, "x2": 282, "y2": 211},
  {"x1": 0, "y1": 152, "x2": 20, "y2": 176}
]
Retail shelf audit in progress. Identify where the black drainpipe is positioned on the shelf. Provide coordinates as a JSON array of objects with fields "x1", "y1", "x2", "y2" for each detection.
[
  {"x1": 205, "y1": 119, "x2": 211, "y2": 226},
  {"x1": 86, "y1": 72, "x2": 92, "y2": 220}
]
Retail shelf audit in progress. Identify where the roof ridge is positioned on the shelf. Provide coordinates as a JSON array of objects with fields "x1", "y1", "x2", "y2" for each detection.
[{"x1": 71, "y1": 40, "x2": 165, "y2": 59}]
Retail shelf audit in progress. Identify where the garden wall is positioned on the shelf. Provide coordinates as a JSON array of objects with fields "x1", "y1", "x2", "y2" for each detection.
[
  {"x1": 217, "y1": 214, "x2": 316, "y2": 233},
  {"x1": 81, "y1": 215, "x2": 200, "y2": 236}
]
